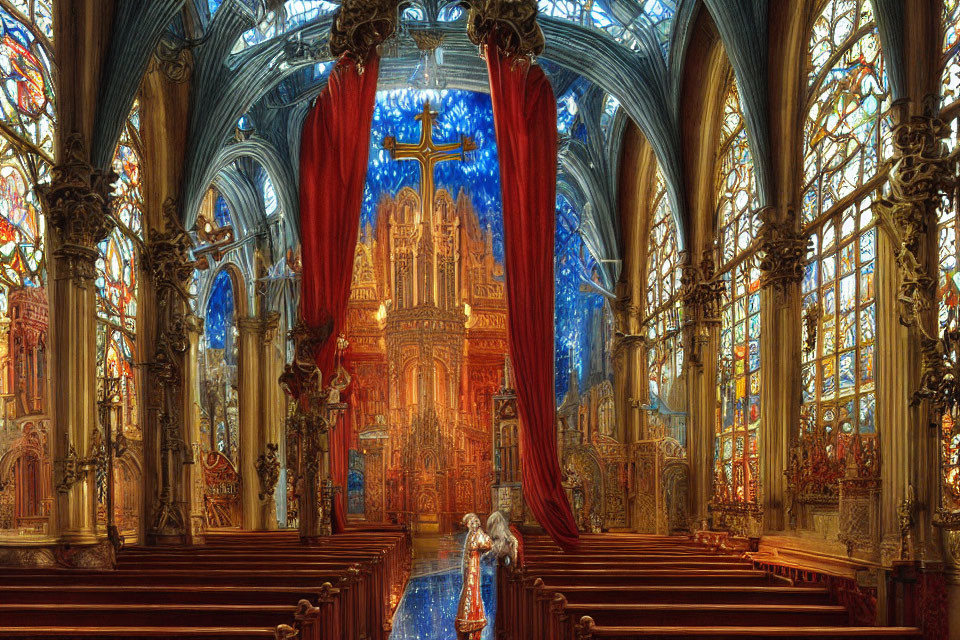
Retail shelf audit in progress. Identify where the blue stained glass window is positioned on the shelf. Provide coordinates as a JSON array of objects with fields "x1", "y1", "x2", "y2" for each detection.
[
  {"x1": 206, "y1": 270, "x2": 235, "y2": 350},
  {"x1": 538, "y1": 0, "x2": 677, "y2": 54},
  {"x1": 236, "y1": 1, "x2": 340, "y2": 50},
  {"x1": 554, "y1": 194, "x2": 610, "y2": 403},
  {"x1": 364, "y1": 89, "x2": 503, "y2": 261},
  {"x1": 214, "y1": 194, "x2": 232, "y2": 227}
]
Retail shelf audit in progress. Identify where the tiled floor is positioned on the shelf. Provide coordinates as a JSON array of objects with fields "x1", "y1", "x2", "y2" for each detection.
[{"x1": 390, "y1": 534, "x2": 497, "y2": 639}]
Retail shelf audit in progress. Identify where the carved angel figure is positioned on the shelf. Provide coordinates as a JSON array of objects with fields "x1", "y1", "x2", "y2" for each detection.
[
  {"x1": 485, "y1": 510, "x2": 518, "y2": 566},
  {"x1": 455, "y1": 512, "x2": 492, "y2": 640}
]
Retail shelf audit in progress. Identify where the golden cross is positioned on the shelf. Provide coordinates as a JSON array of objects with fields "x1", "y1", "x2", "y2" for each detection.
[{"x1": 382, "y1": 101, "x2": 477, "y2": 226}]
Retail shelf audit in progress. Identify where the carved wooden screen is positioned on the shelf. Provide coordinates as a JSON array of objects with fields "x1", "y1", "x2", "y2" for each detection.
[
  {"x1": 643, "y1": 170, "x2": 684, "y2": 444},
  {"x1": 0, "y1": 0, "x2": 54, "y2": 536},
  {"x1": 796, "y1": 0, "x2": 887, "y2": 501},
  {"x1": 939, "y1": 0, "x2": 960, "y2": 512},
  {"x1": 94, "y1": 104, "x2": 144, "y2": 536},
  {"x1": 714, "y1": 79, "x2": 761, "y2": 508}
]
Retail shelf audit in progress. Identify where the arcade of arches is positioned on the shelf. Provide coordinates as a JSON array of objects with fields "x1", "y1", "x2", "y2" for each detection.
[{"x1": 1, "y1": 0, "x2": 960, "y2": 637}]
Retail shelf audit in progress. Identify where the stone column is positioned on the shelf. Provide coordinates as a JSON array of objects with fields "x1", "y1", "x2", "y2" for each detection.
[
  {"x1": 144, "y1": 200, "x2": 206, "y2": 546},
  {"x1": 37, "y1": 135, "x2": 115, "y2": 557},
  {"x1": 756, "y1": 205, "x2": 807, "y2": 534},
  {"x1": 680, "y1": 250, "x2": 724, "y2": 530},
  {"x1": 237, "y1": 316, "x2": 261, "y2": 530},
  {"x1": 183, "y1": 316, "x2": 206, "y2": 544},
  {"x1": 255, "y1": 313, "x2": 281, "y2": 530},
  {"x1": 874, "y1": 103, "x2": 957, "y2": 565}
]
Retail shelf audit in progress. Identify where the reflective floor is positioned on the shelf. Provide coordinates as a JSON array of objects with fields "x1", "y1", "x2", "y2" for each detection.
[{"x1": 390, "y1": 534, "x2": 497, "y2": 640}]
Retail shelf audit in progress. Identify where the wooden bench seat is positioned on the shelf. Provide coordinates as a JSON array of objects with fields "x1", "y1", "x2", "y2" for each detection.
[
  {"x1": 527, "y1": 568, "x2": 779, "y2": 586},
  {"x1": 0, "y1": 569, "x2": 351, "y2": 587},
  {"x1": 558, "y1": 602, "x2": 850, "y2": 627},
  {"x1": 0, "y1": 627, "x2": 279, "y2": 639},
  {"x1": 0, "y1": 603, "x2": 298, "y2": 628},
  {"x1": 541, "y1": 584, "x2": 833, "y2": 605},
  {"x1": 527, "y1": 559, "x2": 755, "y2": 571},
  {"x1": 573, "y1": 621, "x2": 923, "y2": 640},
  {"x1": 0, "y1": 584, "x2": 329, "y2": 605}
]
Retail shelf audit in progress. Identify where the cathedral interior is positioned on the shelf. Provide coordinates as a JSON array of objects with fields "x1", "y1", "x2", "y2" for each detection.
[{"x1": 0, "y1": 0, "x2": 959, "y2": 638}]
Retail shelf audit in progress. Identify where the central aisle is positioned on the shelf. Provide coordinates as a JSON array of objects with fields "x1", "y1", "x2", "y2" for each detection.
[{"x1": 389, "y1": 534, "x2": 497, "y2": 639}]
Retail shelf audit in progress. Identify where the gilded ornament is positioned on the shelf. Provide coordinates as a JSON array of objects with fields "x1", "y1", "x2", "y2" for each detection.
[
  {"x1": 145, "y1": 200, "x2": 206, "y2": 543},
  {"x1": 465, "y1": 0, "x2": 544, "y2": 59},
  {"x1": 256, "y1": 443, "x2": 282, "y2": 501},
  {"x1": 56, "y1": 444, "x2": 82, "y2": 494},
  {"x1": 328, "y1": 0, "x2": 398, "y2": 63}
]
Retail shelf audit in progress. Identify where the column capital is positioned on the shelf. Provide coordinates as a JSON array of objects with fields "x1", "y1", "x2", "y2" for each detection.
[
  {"x1": 757, "y1": 205, "x2": 808, "y2": 296},
  {"x1": 36, "y1": 134, "x2": 116, "y2": 285},
  {"x1": 465, "y1": 0, "x2": 544, "y2": 58},
  {"x1": 680, "y1": 250, "x2": 725, "y2": 319}
]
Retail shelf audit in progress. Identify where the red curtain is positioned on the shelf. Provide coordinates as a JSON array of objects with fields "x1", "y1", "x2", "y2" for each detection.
[
  {"x1": 299, "y1": 54, "x2": 380, "y2": 533},
  {"x1": 485, "y1": 39, "x2": 580, "y2": 550}
]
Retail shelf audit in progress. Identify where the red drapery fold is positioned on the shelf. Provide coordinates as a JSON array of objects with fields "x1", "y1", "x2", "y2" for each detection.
[
  {"x1": 299, "y1": 53, "x2": 380, "y2": 533},
  {"x1": 485, "y1": 39, "x2": 580, "y2": 550}
]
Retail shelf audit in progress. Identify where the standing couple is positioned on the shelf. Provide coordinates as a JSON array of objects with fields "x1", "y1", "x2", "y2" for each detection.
[{"x1": 455, "y1": 511, "x2": 518, "y2": 640}]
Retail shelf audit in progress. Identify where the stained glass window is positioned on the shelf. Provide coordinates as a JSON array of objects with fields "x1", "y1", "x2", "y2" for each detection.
[
  {"x1": 939, "y1": 3, "x2": 960, "y2": 511},
  {"x1": 201, "y1": 269, "x2": 240, "y2": 465},
  {"x1": 794, "y1": 0, "x2": 886, "y2": 497},
  {"x1": 943, "y1": 0, "x2": 960, "y2": 108},
  {"x1": 802, "y1": 0, "x2": 889, "y2": 227},
  {"x1": 716, "y1": 82, "x2": 758, "y2": 266},
  {"x1": 715, "y1": 260, "x2": 762, "y2": 504},
  {"x1": 0, "y1": 2, "x2": 53, "y2": 536},
  {"x1": 235, "y1": 1, "x2": 338, "y2": 50},
  {"x1": 95, "y1": 104, "x2": 143, "y2": 456},
  {"x1": 555, "y1": 194, "x2": 611, "y2": 403},
  {"x1": 800, "y1": 198, "x2": 877, "y2": 490},
  {"x1": 214, "y1": 194, "x2": 231, "y2": 227},
  {"x1": 644, "y1": 171, "x2": 684, "y2": 444},
  {"x1": 537, "y1": 0, "x2": 676, "y2": 54},
  {"x1": 714, "y1": 78, "x2": 761, "y2": 508}
]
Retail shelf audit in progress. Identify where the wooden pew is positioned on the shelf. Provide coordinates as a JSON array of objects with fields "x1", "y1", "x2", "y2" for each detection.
[
  {"x1": 497, "y1": 534, "x2": 923, "y2": 640},
  {"x1": 574, "y1": 616, "x2": 924, "y2": 640},
  {"x1": 0, "y1": 528, "x2": 411, "y2": 640}
]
